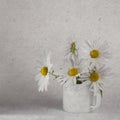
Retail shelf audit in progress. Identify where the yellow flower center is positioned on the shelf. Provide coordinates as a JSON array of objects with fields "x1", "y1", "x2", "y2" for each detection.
[
  {"x1": 40, "y1": 66, "x2": 48, "y2": 76},
  {"x1": 70, "y1": 42, "x2": 76, "y2": 54},
  {"x1": 90, "y1": 49, "x2": 100, "y2": 58},
  {"x1": 68, "y1": 68, "x2": 79, "y2": 76},
  {"x1": 90, "y1": 72, "x2": 99, "y2": 82}
]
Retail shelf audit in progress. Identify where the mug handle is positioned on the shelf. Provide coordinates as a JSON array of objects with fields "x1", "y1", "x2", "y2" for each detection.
[{"x1": 90, "y1": 91, "x2": 102, "y2": 110}]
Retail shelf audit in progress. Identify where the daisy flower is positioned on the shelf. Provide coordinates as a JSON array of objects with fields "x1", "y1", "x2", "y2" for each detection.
[
  {"x1": 79, "y1": 63, "x2": 112, "y2": 110},
  {"x1": 64, "y1": 38, "x2": 79, "y2": 65},
  {"x1": 35, "y1": 52, "x2": 53, "y2": 92},
  {"x1": 58, "y1": 59, "x2": 83, "y2": 87},
  {"x1": 81, "y1": 39, "x2": 111, "y2": 64}
]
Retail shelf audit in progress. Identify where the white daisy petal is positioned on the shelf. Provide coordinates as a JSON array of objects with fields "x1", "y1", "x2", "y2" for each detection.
[
  {"x1": 85, "y1": 40, "x2": 93, "y2": 49},
  {"x1": 35, "y1": 74, "x2": 41, "y2": 81},
  {"x1": 97, "y1": 82, "x2": 103, "y2": 91},
  {"x1": 93, "y1": 83, "x2": 98, "y2": 96},
  {"x1": 65, "y1": 80, "x2": 71, "y2": 88},
  {"x1": 89, "y1": 83, "x2": 94, "y2": 92}
]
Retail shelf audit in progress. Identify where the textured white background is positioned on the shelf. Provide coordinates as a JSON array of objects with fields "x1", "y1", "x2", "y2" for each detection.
[{"x1": 0, "y1": 0, "x2": 120, "y2": 119}]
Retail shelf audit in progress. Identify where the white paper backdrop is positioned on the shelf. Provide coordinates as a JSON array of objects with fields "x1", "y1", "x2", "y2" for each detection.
[{"x1": 0, "y1": 0, "x2": 120, "y2": 118}]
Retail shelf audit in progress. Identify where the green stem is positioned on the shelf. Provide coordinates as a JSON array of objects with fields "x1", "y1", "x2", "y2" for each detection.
[{"x1": 49, "y1": 71, "x2": 59, "y2": 79}]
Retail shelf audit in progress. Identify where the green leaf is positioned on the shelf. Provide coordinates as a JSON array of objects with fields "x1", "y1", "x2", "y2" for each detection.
[
  {"x1": 100, "y1": 90, "x2": 103, "y2": 97},
  {"x1": 76, "y1": 80, "x2": 82, "y2": 84}
]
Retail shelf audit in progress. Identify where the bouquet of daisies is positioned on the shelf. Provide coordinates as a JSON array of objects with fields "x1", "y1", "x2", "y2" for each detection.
[{"x1": 35, "y1": 39, "x2": 112, "y2": 110}]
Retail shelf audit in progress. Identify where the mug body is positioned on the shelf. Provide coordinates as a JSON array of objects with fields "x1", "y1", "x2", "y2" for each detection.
[{"x1": 63, "y1": 83, "x2": 92, "y2": 113}]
